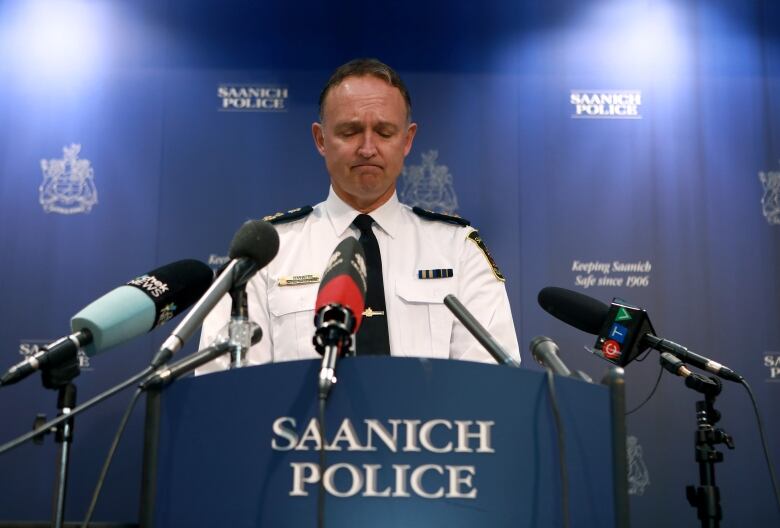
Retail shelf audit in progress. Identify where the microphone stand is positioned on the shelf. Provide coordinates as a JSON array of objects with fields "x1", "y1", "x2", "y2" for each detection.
[
  {"x1": 313, "y1": 305, "x2": 356, "y2": 401},
  {"x1": 312, "y1": 304, "x2": 356, "y2": 528},
  {"x1": 35, "y1": 355, "x2": 81, "y2": 528},
  {"x1": 228, "y1": 259, "x2": 259, "y2": 369},
  {"x1": 228, "y1": 287, "x2": 251, "y2": 369},
  {"x1": 681, "y1": 374, "x2": 734, "y2": 528}
]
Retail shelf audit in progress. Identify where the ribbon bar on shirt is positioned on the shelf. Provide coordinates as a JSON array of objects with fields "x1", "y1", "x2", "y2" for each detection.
[{"x1": 418, "y1": 269, "x2": 454, "y2": 279}]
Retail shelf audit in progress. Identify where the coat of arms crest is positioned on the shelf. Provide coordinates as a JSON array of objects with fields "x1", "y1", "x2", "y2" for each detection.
[
  {"x1": 627, "y1": 435, "x2": 650, "y2": 495},
  {"x1": 400, "y1": 150, "x2": 459, "y2": 214},
  {"x1": 39, "y1": 143, "x2": 98, "y2": 214}
]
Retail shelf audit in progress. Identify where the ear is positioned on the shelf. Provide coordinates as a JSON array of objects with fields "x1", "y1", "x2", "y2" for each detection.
[
  {"x1": 403, "y1": 122, "x2": 418, "y2": 157},
  {"x1": 312, "y1": 122, "x2": 326, "y2": 157}
]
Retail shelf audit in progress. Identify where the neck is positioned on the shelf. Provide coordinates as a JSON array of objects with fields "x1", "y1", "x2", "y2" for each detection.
[{"x1": 332, "y1": 184, "x2": 395, "y2": 213}]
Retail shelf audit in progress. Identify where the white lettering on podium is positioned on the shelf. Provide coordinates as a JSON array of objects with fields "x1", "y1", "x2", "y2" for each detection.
[
  {"x1": 329, "y1": 419, "x2": 371, "y2": 451},
  {"x1": 364, "y1": 464, "x2": 392, "y2": 497},
  {"x1": 273, "y1": 417, "x2": 494, "y2": 453},
  {"x1": 410, "y1": 464, "x2": 445, "y2": 498},
  {"x1": 366, "y1": 419, "x2": 401, "y2": 452},
  {"x1": 294, "y1": 419, "x2": 322, "y2": 451},
  {"x1": 419, "y1": 419, "x2": 453, "y2": 453},
  {"x1": 271, "y1": 417, "x2": 297, "y2": 451},
  {"x1": 288, "y1": 462, "x2": 478, "y2": 499},
  {"x1": 456, "y1": 420, "x2": 495, "y2": 453},
  {"x1": 392, "y1": 465, "x2": 411, "y2": 497},
  {"x1": 324, "y1": 464, "x2": 364, "y2": 498},
  {"x1": 275, "y1": 417, "x2": 493, "y2": 500}
]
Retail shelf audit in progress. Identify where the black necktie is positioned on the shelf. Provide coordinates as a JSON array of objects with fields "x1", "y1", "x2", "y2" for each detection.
[{"x1": 352, "y1": 214, "x2": 390, "y2": 355}]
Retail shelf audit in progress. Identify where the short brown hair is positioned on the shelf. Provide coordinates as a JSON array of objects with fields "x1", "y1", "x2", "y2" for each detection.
[{"x1": 318, "y1": 58, "x2": 412, "y2": 122}]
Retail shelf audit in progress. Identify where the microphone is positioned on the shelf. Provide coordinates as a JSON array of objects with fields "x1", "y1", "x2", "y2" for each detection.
[
  {"x1": 529, "y1": 336, "x2": 573, "y2": 377},
  {"x1": 538, "y1": 286, "x2": 608, "y2": 334},
  {"x1": 537, "y1": 287, "x2": 743, "y2": 383},
  {"x1": 443, "y1": 294, "x2": 520, "y2": 367},
  {"x1": 659, "y1": 352, "x2": 722, "y2": 395},
  {"x1": 1, "y1": 260, "x2": 213, "y2": 387},
  {"x1": 141, "y1": 325, "x2": 263, "y2": 390},
  {"x1": 313, "y1": 237, "x2": 367, "y2": 399},
  {"x1": 151, "y1": 220, "x2": 279, "y2": 369}
]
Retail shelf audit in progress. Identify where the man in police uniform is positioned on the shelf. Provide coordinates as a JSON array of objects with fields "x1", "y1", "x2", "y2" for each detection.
[{"x1": 197, "y1": 58, "x2": 519, "y2": 371}]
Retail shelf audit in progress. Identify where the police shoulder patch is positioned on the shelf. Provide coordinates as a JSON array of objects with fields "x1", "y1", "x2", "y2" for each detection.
[
  {"x1": 467, "y1": 230, "x2": 506, "y2": 282},
  {"x1": 262, "y1": 206, "x2": 313, "y2": 224},
  {"x1": 412, "y1": 206, "x2": 470, "y2": 227}
]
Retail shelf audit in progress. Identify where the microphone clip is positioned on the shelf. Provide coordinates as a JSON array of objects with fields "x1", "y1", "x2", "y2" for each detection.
[
  {"x1": 313, "y1": 304, "x2": 357, "y2": 355},
  {"x1": 313, "y1": 304, "x2": 358, "y2": 400}
]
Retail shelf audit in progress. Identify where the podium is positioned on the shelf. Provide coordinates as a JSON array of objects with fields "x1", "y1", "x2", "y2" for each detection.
[{"x1": 141, "y1": 357, "x2": 623, "y2": 527}]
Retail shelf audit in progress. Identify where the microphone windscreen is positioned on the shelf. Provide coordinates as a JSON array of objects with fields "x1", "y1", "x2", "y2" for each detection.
[
  {"x1": 71, "y1": 259, "x2": 213, "y2": 356},
  {"x1": 315, "y1": 237, "x2": 367, "y2": 330},
  {"x1": 537, "y1": 286, "x2": 609, "y2": 335},
  {"x1": 229, "y1": 220, "x2": 280, "y2": 268}
]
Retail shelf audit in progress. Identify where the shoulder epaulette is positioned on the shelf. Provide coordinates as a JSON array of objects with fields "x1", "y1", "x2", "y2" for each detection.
[
  {"x1": 262, "y1": 206, "x2": 313, "y2": 225},
  {"x1": 467, "y1": 230, "x2": 506, "y2": 282},
  {"x1": 412, "y1": 206, "x2": 470, "y2": 227}
]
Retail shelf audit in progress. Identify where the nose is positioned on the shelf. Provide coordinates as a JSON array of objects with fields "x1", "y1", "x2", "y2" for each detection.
[{"x1": 357, "y1": 130, "x2": 377, "y2": 158}]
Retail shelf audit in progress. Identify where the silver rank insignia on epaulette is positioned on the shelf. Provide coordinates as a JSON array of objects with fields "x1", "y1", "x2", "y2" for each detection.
[
  {"x1": 262, "y1": 211, "x2": 285, "y2": 222},
  {"x1": 467, "y1": 231, "x2": 505, "y2": 282},
  {"x1": 262, "y1": 206, "x2": 313, "y2": 224},
  {"x1": 417, "y1": 269, "x2": 454, "y2": 279}
]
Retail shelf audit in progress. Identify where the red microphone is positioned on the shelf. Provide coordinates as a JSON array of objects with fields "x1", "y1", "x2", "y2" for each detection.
[
  {"x1": 314, "y1": 237, "x2": 367, "y2": 333},
  {"x1": 313, "y1": 237, "x2": 367, "y2": 399}
]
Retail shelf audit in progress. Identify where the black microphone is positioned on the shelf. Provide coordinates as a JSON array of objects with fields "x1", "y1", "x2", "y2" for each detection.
[
  {"x1": 530, "y1": 336, "x2": 573, "y2": 377},
  {"x1": 151, "y1": 220, "x2": 279, "y2": 369},
  {"x1": 537, "y1": 287, "x2": 743, "y2": 383},
  {"x1": 313, "y1": 237, "x2": 367, "y2": 399},
  {"x1": 1, "y1": 260, "x2": 213, "y2": 387},
  {"x1": 659, "y1": 352, "x2": 722, "y2": 395},
  {"x1": 141, "y1": 325, "x2": 263, "y2": 390},
  {"x1": 444, "y1": 294, "x2": 520, "y2": 367},
  {"x1": 643, "y1": 334, "x2": 741, "y2": 383}
]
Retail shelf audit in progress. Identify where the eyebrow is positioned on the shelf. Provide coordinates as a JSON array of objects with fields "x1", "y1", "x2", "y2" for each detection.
[
  {"x1": 334, "y1": 122, "x2": 361, "y2": 134},
  {"x1": 375, "y1": 122, "x2": 399, "y2": 134},
  {"x1": 333, "y1": 121, "x2": 400, "y2": 134}
]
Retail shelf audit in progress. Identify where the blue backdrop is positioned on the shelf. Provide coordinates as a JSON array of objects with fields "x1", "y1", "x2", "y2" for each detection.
[{"x1": 0, "y1": 0, "x2": 778, "y2": 526}]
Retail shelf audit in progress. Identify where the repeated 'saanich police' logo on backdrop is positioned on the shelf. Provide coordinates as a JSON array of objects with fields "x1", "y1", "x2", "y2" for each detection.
[
  {"x1": 570, "y1": 90, "x2": 642, "y2": 119},
  {"x1": 764, "y1": 352, "x2": 780, "y2": 382},
  {"x1": 218, "y1": 84, "x2": 289, "y2": 112}
]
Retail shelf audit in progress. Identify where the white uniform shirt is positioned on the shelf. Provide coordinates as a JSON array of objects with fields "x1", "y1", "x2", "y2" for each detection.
[{"x1": 196, "y1": 188, "x2": 520, "y2": 373}]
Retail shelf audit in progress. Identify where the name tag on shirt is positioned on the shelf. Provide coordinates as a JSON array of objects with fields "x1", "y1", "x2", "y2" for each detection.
[{"x1": 278, "y1": 274, "x2": 320, "y2": 286}]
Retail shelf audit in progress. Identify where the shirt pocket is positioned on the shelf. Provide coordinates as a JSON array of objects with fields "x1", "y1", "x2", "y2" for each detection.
[
  {"x1": 395, "y1": 278, "x2": 455, "y2": 358},
  {"x1": 268, "y1": 284, "x2": 319, "y2": 360}
]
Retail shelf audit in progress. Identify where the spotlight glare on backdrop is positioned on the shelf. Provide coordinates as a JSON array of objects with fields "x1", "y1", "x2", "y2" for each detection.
[{"x1": 0, "y1": 0, "x2": 110, "y2": 87}]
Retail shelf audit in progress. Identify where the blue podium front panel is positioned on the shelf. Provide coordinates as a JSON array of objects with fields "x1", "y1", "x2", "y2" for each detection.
[{"x1": 153, "y1": 357, "x2": 614, "y2": 528}]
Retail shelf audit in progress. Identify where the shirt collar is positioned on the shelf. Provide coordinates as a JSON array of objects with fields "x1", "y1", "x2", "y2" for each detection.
[{"x1": 325, "y1": 186, "x2": 402, "y2": 239}]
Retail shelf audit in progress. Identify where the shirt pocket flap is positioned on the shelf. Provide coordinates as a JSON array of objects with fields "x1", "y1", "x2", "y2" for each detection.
[
  {"x1": 268, "y1": 284, "x2": 318, "y2": 316},
  {"x1": 395, "y1": 277, "x2": 453, "y2": 305}
]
